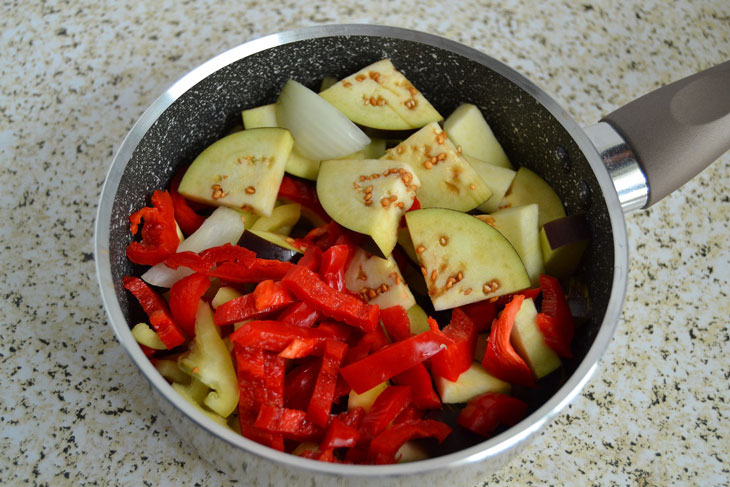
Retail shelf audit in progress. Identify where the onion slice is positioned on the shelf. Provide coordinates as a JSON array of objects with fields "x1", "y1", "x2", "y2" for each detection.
[
  {"x1": 141, "y1": 206, "x2": 245, "y2": 287},
  {"x1": 276, "y1": 79, "x2": 370, "y2": 160}
]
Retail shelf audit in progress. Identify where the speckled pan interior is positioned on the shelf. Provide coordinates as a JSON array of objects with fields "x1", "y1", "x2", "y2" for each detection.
[{"x1": 108, "y1": 34, "x2": 613, "y2": 442}]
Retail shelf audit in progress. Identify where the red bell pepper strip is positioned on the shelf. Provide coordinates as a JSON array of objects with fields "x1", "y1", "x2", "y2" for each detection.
[
  {"x1": 235, "y1": 346, "x2": 267, "y2": 411},
  {"x1": 282, "y1": 265, "x2": 380, "y2": 333},
  {"x1": 430, "y1": 308, "x2": 477, "y2": 381},
  {"x1": 320, "y1": 417, "x2": 361, "y2": 450},
  {"x1": 122, "y1": 276, "x2": 185, "y2": 349},
  {"x1": 481, "y1": 294, "x2": 535, "y2": 388},
  {"x1": 214, "y1": 282, "x2": 295, "y2": 326},
  {"x1": 230, "y1": 320, "x2": 335, "y2": 351},
  {"x1": 278, "y1": 338, "x2": 326, "y2": 359},
  {"x1": 297, "y1": 245, "x2": 323, "y2": 272},
  {"x1": 459, "y1": 299, "x2": 498, "y2": 333},
  {"x1": 315, "y1": 321, "x2": 353, "y2": 342},
  {"x1": 200, "y1": 243, "x2": 256, "y2": 265},
  {"x1": 320, "y1": 244, "x2": 354, "y2": 291},
  {"x1": 264, "y1": 352, "x2": 286, "y2": 408},
  {"x1": 369, "y1": 419, "x2": 452, "y2": 464},
  {"x1": 392, "y1": 364, "x2": 441, "y2": 409},
  {"x1": 168, "y1": 273, "x2": 210, "y2": 337},
  {"x1": 343, "y1": 326, "x2": 390, "y2": 365},
  {"x1": 277, "y1": 301, "x2": 320, "y2": 328},
  {"x1": 380, "y1": 305, "x2": 412, "y2": 342},
  {"x1": 284, "y1": 359, "x2": 319, "y2": 411},
  {"x1": 308, "y1": 339, "x2": 348, "y2": 428},
  {"x1": 208, "y1": 259, "x2": 293, "y2": 284},
  {"x1": 538, "y1": 275, "x2": 574, "y2": 358},
  {"x1": 163, "y1": 250, "x2": 210, "y2": 273},
  {"x1": 360, "y1": 386, "x2": 412, "y2": 439},
  {"x1": 457, "y1": 392, "x2": 527, "y2": 437},
  {"x1": 254, "y1": 405, "x2": 324, "y2": 442},
  {"x1": 340, "y1": 330, "x2": 452, "y2": 394},
  {"x1": 169, "y1": 166, "x2": 206, "y2": 236},
  {"x1": 277, "y1": 175, "x2": 330, "y2": 225},
  {"x1": 126, "y1": 190, "x2": 179, "y2": 266},
  {"x1": 164, "y1": 243, "x2": 291, "y2": 286},
  {"x1": 337, "y1": 406, "x2": 365, "y2": 430},
  {"x1": 235, "y1": 346, "x2": 284, "y2": 451},
  {"x1": 393, "y1": 404, "x2": 425, "y2": 424},
  {"x1": 334, "y1": 376, "x2": 352, "y2": 400},
  {"x1": 253, "y1": 280, "x2": 293, "y2": 311}
]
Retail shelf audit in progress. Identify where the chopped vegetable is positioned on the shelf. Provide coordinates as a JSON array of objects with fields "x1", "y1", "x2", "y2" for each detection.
[
  {"x1": 308, "y1": 339, "x2": 348, "y2": 427},
  {"x1": 369, "y1": 419, "x2": 452, "y2": 464},
  {"x1": 121, "y1": 59, "x2": 586, "y2": 465},
  {"x1": 178, "y1": 301, "x2": 239, "y2": 417},
  {"x1": 481, "y1": 294, "x2": 535, "y2": 388},
  {"x1": 537, "y1": 274, "x2": 574, "y2": 358},
  {"x1": 282, "y1": 265, "x2": 379, "y2": 333},
  {"x1": 430, "y1": 308, "x2": 477, "y2": 382},
  {"x1": 457, "y1": 392, "x2": 527, "y2": 437},
  {"x1": 277, "y1": 79, "x2": 370, "y2": 160},
  {"x1": 169, "y1": 273, "x2": 211, "y2": 337},
  {"x1": 214, "y1": 282, "x2": 294, "y2": 326},
  {"x1": 123, "y1": 276, "x2": 185, "y2": 349},
  {"x1": 126, "y1": 190, "x2": 179, "y2": 266},
  {"x1": 340, "y1": 330, "x2": 452, "y2": 394},
  {"x1": 169, "y1": 166, "x2": 206, "y2": 235},
  {"x1": 131, "y1": 322, "x2": 167, "y2": 350},
  {"x1": 360, "y1": 385, "x2": 412, "y2": 439}
]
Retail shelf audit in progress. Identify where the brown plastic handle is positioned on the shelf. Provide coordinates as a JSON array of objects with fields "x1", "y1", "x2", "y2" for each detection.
[{"x1": 602, "y1": 60, "x2": 730, "y2": 207}]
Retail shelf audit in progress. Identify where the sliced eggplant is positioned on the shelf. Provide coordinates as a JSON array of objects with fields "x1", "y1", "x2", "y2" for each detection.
[
  {"x1": 344, "y1": 248, "x2": 416, "y2": 310},
  {"x1": 397, "y1": 226, "x2": 419, "y2": 263},
  {"x1": 241, "y1": 103, "x2": 277, "y2": 129},
  {"x1": 381, "y1": 122, "x2": 492, "y2": 211},
  {"x1": 539, "y1": 213, "x2": 591, "y2": 277},
  {"x1": 178, "y1": 128, "x2": 294, "y2": 217},
  {"x1": 317, "y1": 158, "x2": 420, "y2": 257},
  {"x1": 499, "y1": 167, "x2": 566, "y2": 228},
  {"x1": 443, "y1": 103, "x2": 512, "y2": 169},
  {"x1": 481, "y1": 204, "x2": 545, "y2": 287},
  {"x1": 406, "y1": 208, "x2": 531, "y2": 311},
  {"x1": 319, "y1": 59, "x2": 442, "y2": 130},
  {"x1": 434, "y1": 362, "x2": 510, "y2": 404},
  {"x1": 241, "y1": 103, "x2": 320, "y2": 180},
  {"x1": 461, "y1": 154, "x2": 517, "y2": 213},
  {"x1": 510, "y1": 298, "x2": 561, "y2": 379},
  {"x1": 406, "y1": 304, "x2": 431, "y2": 335},
  {"x1": 238, "y1": 229, "x2": 302, "y2": 262},
  {"x1": 348, "y1": 382, "x2": 388, "y2": 413},
  {"x1": 250, "y1": 203, "x2": 301, "y2": 235}
]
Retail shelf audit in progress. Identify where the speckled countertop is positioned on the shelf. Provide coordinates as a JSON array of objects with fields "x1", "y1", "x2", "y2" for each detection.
[{"x1": 1, "y1": 1, "x2": 728, "y2": 485}]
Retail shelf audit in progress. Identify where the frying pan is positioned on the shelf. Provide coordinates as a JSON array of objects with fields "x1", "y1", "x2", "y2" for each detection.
[{"x1": 94, "y1": 25, "x2": 729, "y2": 486}]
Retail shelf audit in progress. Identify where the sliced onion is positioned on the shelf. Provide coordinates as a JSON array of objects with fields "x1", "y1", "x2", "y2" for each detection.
[
  {"x1": 141, "y1": 206, "x2": 245, "y2": 287},
  {"x1": 277, "y1": 79, "x2": 370, "y2": 160}
]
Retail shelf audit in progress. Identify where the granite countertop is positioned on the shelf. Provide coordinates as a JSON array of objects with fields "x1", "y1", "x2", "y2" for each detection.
[{"x1": 2, "y1": 1, "x2": 728, "y2": 485}]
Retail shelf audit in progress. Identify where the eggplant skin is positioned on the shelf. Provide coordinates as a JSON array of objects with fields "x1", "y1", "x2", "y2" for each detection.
[{"x1": 238, "y1": 230, "x2": 302, "y2": 263}]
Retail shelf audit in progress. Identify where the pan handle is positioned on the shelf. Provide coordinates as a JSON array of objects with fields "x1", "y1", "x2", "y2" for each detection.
[{"x1": 599, "y1": 60, "x2": 730, "y2": 208}]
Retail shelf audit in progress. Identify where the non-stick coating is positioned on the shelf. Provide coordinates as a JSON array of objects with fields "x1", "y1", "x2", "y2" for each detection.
[{"x1": 108, "y1": 33, "x2": 613, "y2": 455}]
